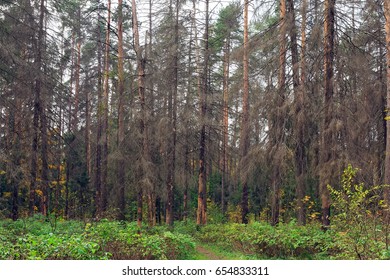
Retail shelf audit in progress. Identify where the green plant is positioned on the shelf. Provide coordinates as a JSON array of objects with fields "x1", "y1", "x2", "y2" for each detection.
[{"x1": 328, "y1": 164, "x2": 387, "y2": 259}]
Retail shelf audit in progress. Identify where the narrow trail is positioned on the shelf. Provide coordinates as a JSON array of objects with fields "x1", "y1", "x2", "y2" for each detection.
[{"x1": 195, "y1": 245, "x2": 225, "y2": 260}]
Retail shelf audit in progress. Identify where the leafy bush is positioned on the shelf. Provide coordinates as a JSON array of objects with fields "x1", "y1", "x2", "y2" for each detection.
[
  {"x1": 189, "y1": 221, "x2": 334, "y2": 259},
  {"x1": 328, "y1": 164, "x2": 388, "y2": 259},
  {"x1": 0, "y1": 217, "x2": 195, "y2": 260}
]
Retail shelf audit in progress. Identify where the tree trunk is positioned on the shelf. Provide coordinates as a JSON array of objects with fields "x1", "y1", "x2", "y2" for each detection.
[
  {"x1": 95, "y1": 10, "x2": 103, "y2": 218},
  {"x1": 288, "y1": 0, "x2": 306, "y2": 226},
  {"x1": 116, "y1": 0, "x2": 126, "y2": 221},
  {"x1": 196, "y1": 0, "x2": 209, "y2": 226},
  {"x1": 271, "y1": 0, "x2": 287, "y2": 226},
  {"x1": 384, "y1": 0, "x2": 390, "y2": 206},
  {"x1": 30, "y1": 0, "x2": 47, "y2": 216},
  {"x1": 165, "y1": 0, "x2": 179, "y2": 227},
  {"x1": 73, "y1": 6, "x2": 81, "y2": 132},
  {"x1": 320, "y1": 0, "x2": 336, "y2": 229},
  {"x1": 132, "y1": 0, "x2": 149, "y2": 227},
  {"x1": 222, "y1": 33, "x2": 231, "y2": 215},
  {"x1": 101, "y1": 0, "x2": 111, "y2": 216},
  {"x1": 240, "y1": 0, "x2": 250, "y2": 224},
  {"x1": 146, "y1": 0, "x2": 157, "y2": 227}
]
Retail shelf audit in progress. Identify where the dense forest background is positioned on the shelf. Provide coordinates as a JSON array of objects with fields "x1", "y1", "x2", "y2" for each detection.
[{"x1": 1, "y1": 0, "x2": 390, "y2": 233}]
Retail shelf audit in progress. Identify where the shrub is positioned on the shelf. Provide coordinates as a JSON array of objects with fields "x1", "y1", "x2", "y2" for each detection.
[{"x1": 328, "y1": 164, "x2": 388, "y2": 259}]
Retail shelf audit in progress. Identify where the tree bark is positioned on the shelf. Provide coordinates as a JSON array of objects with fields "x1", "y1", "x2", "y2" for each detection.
[
  {"x1": 288, "y1": 0, "x2": 306, "y2": 226},
  {"x1": 132, "y1": 0, "x2": 149, "y2": 227},
  {"x1": 72, "y1": 6, "x2": 81, "y2": 132},
  {"x1": 165, "y1": 0, "x2": 179, "y2": 227},
  {"x1": 117, "y1": 0, "x2": 126, "y2": 220},
  {"x1": 271, "y1": 0, "x2": 287, "y2": 226},
  {"x1": 95, "y1": 9, "x2": 103, "y2": 218},
  {"x1": 320, "y1": 0, "x2": 336, "y2": 229},
  {"x1": 384, "y1": 0, "x2": 390, "y2": 206},
  {"x1": 196, "y1": 0, "x2": 209, "y2": 226},
  {"x1": 30, "y1": 0, "x2": 47, "y2": 216},
  {"x1": 240, "y1": 0, "x2": 250, "y2": 224},
  {"x1": 101, "y1": 0, "x2": 111, "y2": 215},
  {"x1": 222, "y1": 36, "x2": 230, "y2": 215}
]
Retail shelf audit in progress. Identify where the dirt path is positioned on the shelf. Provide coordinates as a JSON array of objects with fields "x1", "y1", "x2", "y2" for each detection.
[{"x1": 196, "y1": 245, "x2": 224, "y2": 260}]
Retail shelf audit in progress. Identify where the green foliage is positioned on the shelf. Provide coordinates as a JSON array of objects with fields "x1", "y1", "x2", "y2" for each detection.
[
  {"x1": 207, "y1": 201, "x2": 227, "y2": 224},
  {"x1": 209, "y1": 2, "x2": 241, "y2": 52},
  {"x1": 0, "y1": 217, "x2": 195, "y2": 260},
  {"x1": 328, "y1": 164, "x2": 387, "y2": 259},
  {"x1": 186, "y1": 221, "x2": 334, "y2": 259}
]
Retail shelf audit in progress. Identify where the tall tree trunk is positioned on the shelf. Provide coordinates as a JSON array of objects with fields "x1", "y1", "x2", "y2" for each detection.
[
  {"x1": 196, "y1": 0, "x2": 209, "y2": 226},
  {"x1": 30, "y1": 0, "x2": 47, "y2": 216},
  {"x1": 288, "y1": 0, "x2": 306, "y2": 226},
  {"x1": 101, "y1": 0, "x2": 111, "y2": 215},
  {"x1": 271, "y1": 0, "x2": 287, "y2": 226},
  {"x1": 145, "y1": 0, "x2": 157, "y2": 227},
  {"x1": 320, "y1": 0, "x2": 336, "y2": 229},
  {"x1": 132, "y1": 0, "x2": 148, "y2": 227},
  {"x1": 384, "y1": 0, "x2": 390, "y2": 206},
  {"x1": 240, "y1": 0, "x2": 250, "y2": 224},
  {"x1": 95, "y1": 10, "x2": 103, "y2": 218},
  {"x1": 165, "y1": 0, "x2": 179, "y2": 227},
  {"x1": 116, "y1": 0, "x2": 126, "y2": 221},
  {"x1": 73, "y1": 6, "x2": 81, "y2": 132},
  {"x1": 10, "y1": 96, "x2": 21, "y2": 220},
  {"x1": 221, "y1": 36, "x2": 230, "y2": 215},
  {"x1": 85, "y1": 93, "x2": 91, "y2": 181}
]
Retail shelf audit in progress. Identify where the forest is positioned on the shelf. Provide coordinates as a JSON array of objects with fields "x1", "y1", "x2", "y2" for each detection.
[{"x1": 1, "y1": 0, "x2": 390, "y2": 260}]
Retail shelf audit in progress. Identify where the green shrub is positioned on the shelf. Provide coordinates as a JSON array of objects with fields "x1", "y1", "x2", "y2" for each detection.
[{"x1": 328, "y1": 164, "x2": 388, "y2": 259}]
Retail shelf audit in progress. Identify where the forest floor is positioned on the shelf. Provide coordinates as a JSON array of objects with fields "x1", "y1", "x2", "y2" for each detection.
[{"x1": 195, "y1": 245, "x2": 225, "y2": 260}]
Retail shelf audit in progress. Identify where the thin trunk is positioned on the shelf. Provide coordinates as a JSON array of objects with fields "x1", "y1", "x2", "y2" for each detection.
[
  {"x1": 30, "y1": 83, "x2": 39, "y2": 216},
  {"x1": 10, "y1": 96, "x2": 21, "y2": 220},
  {"x1": 30, "y1": 0, "x2": 47, "y2": 216},
  {"x1": 95, "y1": 11, "x2": 103, "y2": 218},
  {"x1": 288, "y1": 0, "x2": 306, "y2": 226},
  {"x1": 196, "y1": 0, "x2": 209, "y2": 226},
  {"x1": 271, "y1": 0, "x2": 287, "y2": 226},
  {"x1": 166, "y1": 0, "x2": 179, "y2": 227},
  {"x1": 320, "y1": 0, "x2": 336, "y2": 229},
  {"x1": 117, "y1": 0, "x2": 126, "y2": 221},
  {"x1": 221, "y1": 38, "x2": 230, "y2": 215},
  {"x1": 101, "y1": 0, "x2": 111, "y2": 215},
  {"x1": 300, "y1": 0, "x2": 307, "y2": 85},
  {"x1": 68, "y1": 33, "x2": 75, "y2": 132},
  {"x1": 146, "y1": 0, "x2": 156, "y2": 227},
  {"x1": 241, "y1": 0, "x2": 250, "y2": 224},
  {"x1": 73, "y1": 6, "x2": 81, "y2": 132},
  {"x1": 132, "y1": 0, "x2": 148, "y2": 227},
  {"x1": 384, "y1": 0, "x2": 390, "y2": 205},
  {"x1": 183, "y1": 2, "x2": 197, "y2": 221}
]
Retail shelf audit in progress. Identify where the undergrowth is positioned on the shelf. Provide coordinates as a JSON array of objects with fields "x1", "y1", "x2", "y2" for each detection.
[
  {"x1": 174, "y1": 219, "x2": 390, "y2": 260},
  {"x1": 0, "y1": 215, "x2": 195, "y2": 260}
]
